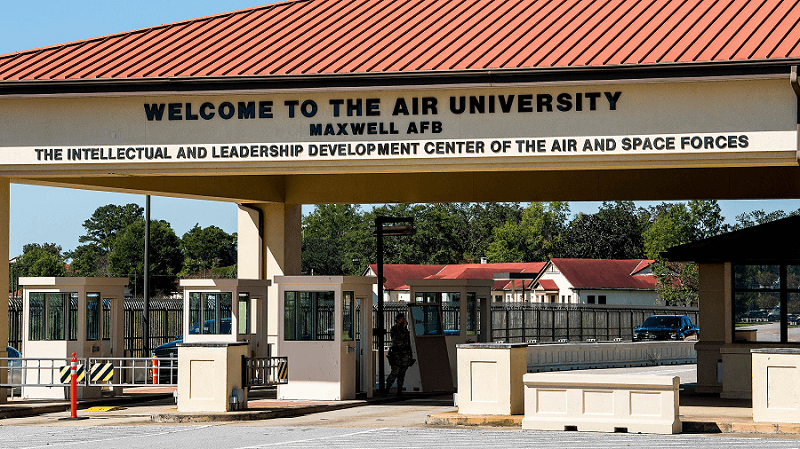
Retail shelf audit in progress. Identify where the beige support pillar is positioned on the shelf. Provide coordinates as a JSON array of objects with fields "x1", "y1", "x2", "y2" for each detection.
[
  {"x1": 694, "y1": 262, "x2": 728, "y2": 394},
  {"x1": 237, "y1": 202, "x2": 301, "y2": 350},
  {"x1": 0, "y1": 179, "x2": 8, "y2": 403}
]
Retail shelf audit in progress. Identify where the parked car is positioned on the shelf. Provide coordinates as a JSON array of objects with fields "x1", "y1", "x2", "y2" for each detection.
[
  {"x1": 6, "y1": 346, "x2": 21, "y2": 395},
  {"x1": 633, "y1": 315, "x2": 699, "y2": 341}
]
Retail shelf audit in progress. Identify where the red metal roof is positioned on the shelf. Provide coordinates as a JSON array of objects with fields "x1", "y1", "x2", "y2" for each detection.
[
  {"x1": 550, "y1": 258, "x2": 656, "y2": 290},
  {"x1": 537, "y1": 279, "x2": 560, "y2": 291},
  {"x1": 2, "y1": 0, "x2": 799, "y2": 82},
  {"x1": 367, "y1": 264, "x2": 445, "y2": 290}
]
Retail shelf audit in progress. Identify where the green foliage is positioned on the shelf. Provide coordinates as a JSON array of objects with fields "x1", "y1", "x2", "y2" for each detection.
[
  {"x1": 561, "y1": 201, "x2": 646, "y2": 259},
  {"x1": 180, "y1": 224, "x2": 237, "y2": 273},
  {"x1": 651, "y1": 261, "x2": 698, "y2": 306},
  {"x1": 17, "y1": 243, "x2": 67, "y2": 277},
  {"x1": 302, "y1": 204, "x2": 372, "y2": 276},
  {"x1": 107, "y1": 219, "x2": 183, "y2": 295},
  {"x1": 68, "y1": 203, "x2": 144, "y2": 276},
  {"x1": 486, "y1": 202, "x2": 568, "y2": 262},
  {"x1": 79, "y1": 203, "x2": 143, "y2": 251}
]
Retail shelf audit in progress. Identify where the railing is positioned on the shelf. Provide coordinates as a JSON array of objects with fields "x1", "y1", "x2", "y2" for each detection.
[
  {"x1": 242, "y1": 356, "x2": 288, "y2": 387},
  {"x1": 0, "y1": 357, "x2": 177, "y2": 387}
]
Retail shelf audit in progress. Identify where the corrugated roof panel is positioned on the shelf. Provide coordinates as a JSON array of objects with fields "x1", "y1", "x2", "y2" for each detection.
[
  {"x1": 204, "y1": 1, "x2": 311, "y2": 76},
  {"x1": 754, "y1": 2, "x2": 800, "y2": 58},
  {"x1": 2, "y1": 0, "x2": 800, "y2": 82},
  {"x1": 333, "y1": 1, "x2": 440, "y2": 73},
  {"x1": 501, "y1": 0, "x2": 582, "y2": 68},
  {"x1": 241, "y1": 0, "x2": 347, "y2": 75},
  {"x1": 259, "y1": 0, "x2": 373, "y2": 74},
  {"x1": 734, "y1": 0, "x2": 791, "y2": 60},
  {"x1": 291, "y1": 0, "x2": 412, "y2": 74},
  {"x1": 396, "y1": 0, "x2": 495, "y2": 72},
  {"x1": 466, "y1": 0, "x2": 559, "y2": 69},
  {"x1": 538, "y1": 0, "x2": 625, "y2": 67},
  {"x1": 445, "y1": 0, "x2": 536, "y2": 70},
  {"x1": 713, "y1": 0, "x2": 773, "y2": 60}
]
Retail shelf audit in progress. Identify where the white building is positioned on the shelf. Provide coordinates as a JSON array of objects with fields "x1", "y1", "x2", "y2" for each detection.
[{"x1": 530, "y1": 258, "x2": 658, "y2": 305}]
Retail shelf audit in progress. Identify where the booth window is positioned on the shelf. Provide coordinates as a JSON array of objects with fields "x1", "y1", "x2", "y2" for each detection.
[
  {"x1": 466, "y1": 292, "x2": 477, "y2": 336},
  {"x1": 188, "y1": 292, "x2": 233, "y2": 335},
  {"x1": 238, "y1": 293, "x2": 250, "y2": 335},
  {"x1": 102, "y1": 299, "x2": 111, "y2": 340},
  {"x1": 733, "y1": 264, "x2": 800, "y2": 343},
  {"x1": 284, "y1": 291, "x2": 335, "y2": 341},
  {"x1": 86, "y1": 292, "x2": 100, "y2": 341},
  {"x1": 410, "y1": 305, "x2": 443, "y2": 336},
  {"x1": 415, "y1": 292, "x2": 461, "y2": 335},
  {"x1": 29, "y1": 292, "x2": 78, "y2": 341},
  {"x1": 342, "y1": 291, "x2": 354, "y2": 341}
]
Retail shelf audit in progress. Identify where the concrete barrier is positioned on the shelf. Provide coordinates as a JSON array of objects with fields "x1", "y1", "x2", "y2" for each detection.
[
  {"x1": 752, "y1": 349, "x2": 800, "y2": 423},
  {"x1": 522, "y1": 372, "x2": 681, "y2": 434},
  {"x1": 526, "y1": 341, "x2": 696, "y2": 372},
  {"x1": 456, "y1": 343, "x2": 527, "y2": 415}
]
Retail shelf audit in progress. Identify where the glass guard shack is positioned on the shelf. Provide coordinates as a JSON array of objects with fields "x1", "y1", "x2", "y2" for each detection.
[
  {"x1": 404, "y1": 278, "x2": 494, "y2": 393},
  {"x1": 276, "y1": 276, "x2": 375, "y2": 400},
  {"x1": 20, "y1": 277, "x2": 127, "y2": 399}
]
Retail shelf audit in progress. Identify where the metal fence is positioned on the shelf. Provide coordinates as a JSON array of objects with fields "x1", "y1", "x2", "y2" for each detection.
[
  {"x1": 491, "y1": 303, "x2": 699, "y2": 343},
  {"x1": 8, "y1": 297, "x2": 698, "y2": 354},
  {"x1": 243, "y1": 356, "x2": 288, "y2": 387},
  {"x1": 124, "y1": 297, "x2": 183, "y2": 358}
]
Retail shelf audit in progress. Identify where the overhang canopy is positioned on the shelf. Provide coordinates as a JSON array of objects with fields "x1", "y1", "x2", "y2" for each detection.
[
  {"x1": 1, "y1": 0, "x2": 800, "y2": 95},
  {"x1": 662, "y1": 215, "x2": 800, "y2": 263}
]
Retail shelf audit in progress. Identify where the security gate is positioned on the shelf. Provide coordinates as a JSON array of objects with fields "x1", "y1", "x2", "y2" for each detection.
[{"x1": 0, "y1": 357, "x2": 179, "y2": 388}]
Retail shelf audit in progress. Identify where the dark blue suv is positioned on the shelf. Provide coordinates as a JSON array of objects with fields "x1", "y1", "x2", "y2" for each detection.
[{"x1": 633, "y1": 315, "x2": 699, "y2": 341}]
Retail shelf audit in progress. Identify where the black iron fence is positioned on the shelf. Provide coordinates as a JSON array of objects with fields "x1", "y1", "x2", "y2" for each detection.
[
  {"x1": 124, "y1": 297, "x2": 183, "y2": 358},
  {"x1": 491, "y1": 303, "x2": 699, "y2": 343},
  {"x1": 8, "y1": 297, "x2": 697, "y2": 354}
]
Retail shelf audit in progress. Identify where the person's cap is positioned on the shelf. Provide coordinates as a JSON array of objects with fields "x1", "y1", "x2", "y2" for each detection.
[{"x1": 396, "y1": 313, "x2": 405, "y2": 320}]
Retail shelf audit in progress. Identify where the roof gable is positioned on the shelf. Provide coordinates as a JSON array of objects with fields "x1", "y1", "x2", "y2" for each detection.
[
  {"x1": 550, "y1": 258, "x2": 656, "y2": 290},
  {"x1": 2, "y1": 0, "x2": 800, "y2": 82}
]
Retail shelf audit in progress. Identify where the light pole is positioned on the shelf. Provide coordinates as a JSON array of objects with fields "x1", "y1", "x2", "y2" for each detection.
[{"x1": 374, "y1": 216, "x2": 415, "y2": 393}]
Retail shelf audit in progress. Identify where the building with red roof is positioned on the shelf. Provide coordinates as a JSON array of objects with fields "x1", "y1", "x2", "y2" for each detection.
[
  {"x1": 531, "y1": 258, "x2": 658, "y2": 305},
  {"x1": 364, "y1": 262, "x2": 544, "y2": 302}
]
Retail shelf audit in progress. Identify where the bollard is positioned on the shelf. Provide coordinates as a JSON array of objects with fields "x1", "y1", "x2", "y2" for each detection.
[
  {"x1": 70, "y1": 352, "x2": 77, "y2": 419},
  {"x1": 152, "y1": 355, "x2": 158, "y2": 385}
]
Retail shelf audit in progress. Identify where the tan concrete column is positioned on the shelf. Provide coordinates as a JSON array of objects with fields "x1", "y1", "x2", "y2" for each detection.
[
  {"x1": 0, "y1": 179, "x2": 8, "y2": 402},
  {"x1": 237, "y1": 202, "x2": 301, "y2": 350},
  {"x1": 694, "y1": 262, "x2": 728, "y2": 394}
]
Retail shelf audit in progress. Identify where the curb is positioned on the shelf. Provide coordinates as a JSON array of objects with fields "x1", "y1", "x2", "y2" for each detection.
[
  {"x1": 151, "y1": 400, "x2": 369, "y2": 423},
  {"x1": 428, "y1": 412, "x2": 800, "y2": 436}
]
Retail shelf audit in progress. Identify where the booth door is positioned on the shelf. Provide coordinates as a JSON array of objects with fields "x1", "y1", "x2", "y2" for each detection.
[{"x1": 408, "y1": 304, "x2": 454, "y2": 393}]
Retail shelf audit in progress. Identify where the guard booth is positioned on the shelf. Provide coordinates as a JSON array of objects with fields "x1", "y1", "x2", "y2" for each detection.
[
  {"x1": 402, "y1": 279, "x2": 494, "y2": 393},
  {"x1": 20, "y1": 277, "x2": 127, "y2": 399},
  {"x1": 275, "y1": 276, "x2": 375, "y2": 400},
  {"x1": 176, "y1": 279, "x2": 270, "y2": 413}
]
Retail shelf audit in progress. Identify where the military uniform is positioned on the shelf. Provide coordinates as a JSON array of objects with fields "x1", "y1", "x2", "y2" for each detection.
[{"x1": 385, "y1": 318, "x2": 413, "y2": 396}]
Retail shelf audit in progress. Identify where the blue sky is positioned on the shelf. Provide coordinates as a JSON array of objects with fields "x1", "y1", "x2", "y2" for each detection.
[{"x1": 1, "y1": 1, "x2": 799, "y2": 257}]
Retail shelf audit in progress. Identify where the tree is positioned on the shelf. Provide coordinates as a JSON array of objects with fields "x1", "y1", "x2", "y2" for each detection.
[
  {"x1": 644, "y1": 200, "x2": 726, "y2": 306},
  {"x1": 179, "y1": 224, "x2": 237, "y2": 277},
  {"x1": 451, "y1": 202, "x2": 523, "y2": 263},
  {"x1": 302, "y1": 204, "x2": 372, "y2": 276},
  {"x1": 79, "y1": 203, "x2": 144, "y2": 252},
  {"x1": 107, "y1": 219, "x2": 183, "y2": 295},
  {"x1": 561, "y1": 201, "x2": 647, "y2": 259},
  {"x1": 16, "y1": 243, "x2": 67, "y2": 277},
  {"x1": 68, "y1": 203, "x2": 144, "y2": 276},
  {"x1": 486, "y1": 202, "x2": 569, "y2": 262}
]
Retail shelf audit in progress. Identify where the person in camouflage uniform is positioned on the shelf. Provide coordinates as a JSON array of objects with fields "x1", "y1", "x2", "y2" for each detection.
[{"x1": 385, "y1": 313, "x2": 413, "y2": 398}]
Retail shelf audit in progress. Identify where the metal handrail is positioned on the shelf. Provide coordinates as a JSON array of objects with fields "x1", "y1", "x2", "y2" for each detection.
[{"x1": 243, "y1": 356, "x2": 288, "y2": 387}]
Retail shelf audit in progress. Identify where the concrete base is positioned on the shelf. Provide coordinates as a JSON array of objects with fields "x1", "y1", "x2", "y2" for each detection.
[
  {"x1": 522, "y1": 372, "x2": 681, "y2": 434},
  {"x1": 526, "y1": 341, "x2": 697, "y2": 373},
  {"x1": 177, "y1": 342, "x2": 248, "y2": 413},
  {"x1": 752, "y1": 349, "x2": 800, "y2": 423},
  {"x1": 456, "y1": 343, "x2": 527, "y2": 415}
]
